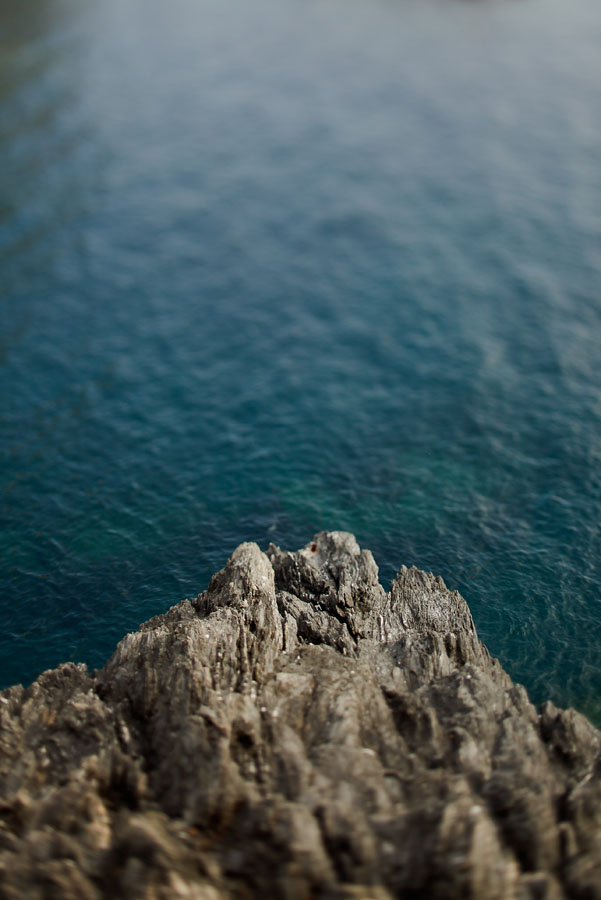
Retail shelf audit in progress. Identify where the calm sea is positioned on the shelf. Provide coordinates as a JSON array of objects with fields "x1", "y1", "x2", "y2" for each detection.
[{"x1": 1, "y1": 0, "x2": 600, "y2": 722}]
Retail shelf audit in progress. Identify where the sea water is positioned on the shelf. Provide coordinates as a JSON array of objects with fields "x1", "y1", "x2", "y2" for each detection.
[{"x1": 1, "y1": 0, "x2": 600, "y2": 722}]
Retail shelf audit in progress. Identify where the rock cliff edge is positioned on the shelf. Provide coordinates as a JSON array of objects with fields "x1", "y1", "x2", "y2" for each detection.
[{"x1": 1, "y1": 532, "x2": 600, "y2": 899}]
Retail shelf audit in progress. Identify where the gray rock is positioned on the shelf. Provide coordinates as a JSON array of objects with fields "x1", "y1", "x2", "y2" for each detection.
[{"x1": 0, "y1": 531, "x2": 600, "y2": 899}]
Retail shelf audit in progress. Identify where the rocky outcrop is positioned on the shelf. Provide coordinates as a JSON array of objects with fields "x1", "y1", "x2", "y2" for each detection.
[{"x1": 0, "y1": 532, "x2": 600, "y2": 899}]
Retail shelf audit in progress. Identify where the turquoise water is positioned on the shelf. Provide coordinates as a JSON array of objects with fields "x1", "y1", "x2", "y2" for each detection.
[{"x1": 1, "y1": 0, "x2": 600, "y2": 722}]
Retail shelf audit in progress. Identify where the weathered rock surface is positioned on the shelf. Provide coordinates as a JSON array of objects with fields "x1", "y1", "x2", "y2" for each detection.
[{"x1": 1, "y1": 532, "x2": 600, "y2": 899}]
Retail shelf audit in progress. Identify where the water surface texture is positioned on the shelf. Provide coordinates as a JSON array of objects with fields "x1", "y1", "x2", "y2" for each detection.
[{"x1": 1, "y1": 0, "x2": 600, "y2": 720}]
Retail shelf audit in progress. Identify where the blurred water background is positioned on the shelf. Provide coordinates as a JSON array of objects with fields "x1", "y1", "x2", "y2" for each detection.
[{"x1": 1, "y1": 0, "x2": 600, "y2": 721}]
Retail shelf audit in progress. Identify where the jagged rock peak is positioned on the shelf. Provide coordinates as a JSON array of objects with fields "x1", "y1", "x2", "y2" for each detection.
[{"x1": 0, "y1": 532, "x2": 600, "y2": 900}]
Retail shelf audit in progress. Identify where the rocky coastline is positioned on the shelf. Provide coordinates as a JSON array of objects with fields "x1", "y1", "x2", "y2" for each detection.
[{"x1": 1, "y1": 532, "x2": 600, "y2": 899}]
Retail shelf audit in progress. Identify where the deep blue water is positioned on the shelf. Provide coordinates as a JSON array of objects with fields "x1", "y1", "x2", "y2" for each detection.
[{"x1": 1, "y1": 0, "x2": 600, "y2": 721}]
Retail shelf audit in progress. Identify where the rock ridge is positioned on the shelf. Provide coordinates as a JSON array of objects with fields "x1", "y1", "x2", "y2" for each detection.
[{"x1": 0, "y1": 531, "x2": 600, "y2": 899}]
